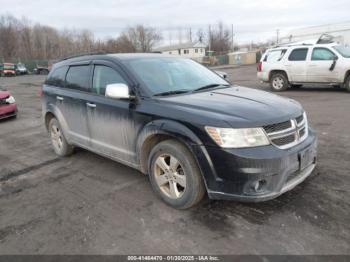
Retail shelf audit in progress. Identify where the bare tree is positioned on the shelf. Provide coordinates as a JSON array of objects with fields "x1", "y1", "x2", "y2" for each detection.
[
  {"x1": 195, "y1": 28, "x2": 205, "y2": 43},
  {"x1": 0, "y1": 14, "x2": 163, "y2": 62},
  {"x1": 208, "y1": 22, "x2": 231, "y2": 53},
  {"x1": 0, "y1": 15, "x2": 19, "y2": 60},
  {"x1": 119, "y1": 25, "x2": 162, "y2": 52}
]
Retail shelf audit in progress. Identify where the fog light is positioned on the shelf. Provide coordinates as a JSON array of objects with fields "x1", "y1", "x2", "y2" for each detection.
[{"x1": 252, "y1": 179, "x2": 267, "y2": 192}]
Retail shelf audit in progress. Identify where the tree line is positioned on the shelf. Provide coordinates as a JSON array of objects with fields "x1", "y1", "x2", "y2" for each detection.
[
  {"x1": 0, "y1": 13, "x2": 242, "y2": 62},
  {"x1": 0, "y1": 14, "x2": 162, "y2": 61}
]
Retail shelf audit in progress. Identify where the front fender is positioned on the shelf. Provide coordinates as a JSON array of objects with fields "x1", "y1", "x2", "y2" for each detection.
[{"x1": 136, "y1": 119, "x2": 219, "y2": 192}]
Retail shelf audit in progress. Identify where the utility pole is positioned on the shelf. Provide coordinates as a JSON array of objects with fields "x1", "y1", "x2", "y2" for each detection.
[
  {"x1": 208, "y1": 25, "x2": 211, "y2": 55},
  {"x1": 189, "y1": 28, "x2": 192, "y2": 42},
  {"x1": 276, "y1": 29, "x2": 280, "y2": 44},
  {"x1": 231, "y1": 24, "x2": 234, "y2": 51},
  {"x1": 178, "y1": 27, "x2": 182, "y2": 44}
]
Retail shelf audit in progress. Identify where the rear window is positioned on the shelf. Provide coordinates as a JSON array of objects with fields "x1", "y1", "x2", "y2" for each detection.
[
  {"x1": 66, "y1": 65, "x2": 90, "y2": 91},
  {"x1": 288, "y1": 48, "x2": 308, "y2": 61},
  {"x1": 264, "y1": 49, "x2": 287, "y2": 62},
  {"x1": 45, "y1": 66, "x2": 68, "y2": 87}
]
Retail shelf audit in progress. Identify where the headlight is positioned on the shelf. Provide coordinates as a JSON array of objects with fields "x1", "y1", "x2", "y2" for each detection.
[
  {"x1": 6, "y1": 96, "x2": 15, "y2": 104},
  {"x1": 205, "y1": 126, "x2": 270, "y2": 148}
]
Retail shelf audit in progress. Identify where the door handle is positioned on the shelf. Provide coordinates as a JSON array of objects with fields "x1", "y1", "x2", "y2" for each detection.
[
  {"x1": 86, "y1": 102, "x2": 96, "y2": 108},
  {"x1": 56, "y1": 96, "x2": 64, "y2": 101},
  {"x1": 309, "y1": 64, "x2": 317, "y2": 67}
]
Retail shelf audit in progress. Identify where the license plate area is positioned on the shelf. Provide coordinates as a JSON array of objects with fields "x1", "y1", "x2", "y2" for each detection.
[{"x1": 299, "y1": 147, "x2": 314, "y2": 171}]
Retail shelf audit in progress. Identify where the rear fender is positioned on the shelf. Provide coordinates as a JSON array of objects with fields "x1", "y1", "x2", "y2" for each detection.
[{"x1": 45, "y1": 103, "x2": 71, "y2": 143}]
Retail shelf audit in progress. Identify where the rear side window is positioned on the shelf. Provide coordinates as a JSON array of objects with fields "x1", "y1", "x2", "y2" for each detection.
[
  {"x1": 45, "y1": 66, "x2": 67, "y2": 87},
  {"x1": 264, "y1": 49, "x2": 287, "y2": 62},
  {"x1": 288, "y1": 48, "x2": 308, "y2": 61},
  {"x1": 92, "y1": 65, "x2": 127, "y2": 95},
  {"x1": 311, "y1": 48, "x2": 336, "y2": 60},
  {"x1": 66, "y1": 65, "x2": 90, "y2": 91}
]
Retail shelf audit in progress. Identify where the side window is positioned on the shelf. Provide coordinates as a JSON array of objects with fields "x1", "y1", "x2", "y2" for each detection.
[
  {"x1": 264, "y1": 49, "x2": 287, "y2": 62},
  {"x1": 288, "y1": 48, "x2": 308, "y2": 61},
  {"x1": 312, "y1": 48, "x2": 336, "y2": 60},
  {"x1": 65, "y1": 65, "x2": 90, "y2": 91},
  {"x1": 45, "y1": 66, "x2": 68, "y2": 87},
  {"x1": 92, "y1": 65, "x2": 127, "y2": 95}
]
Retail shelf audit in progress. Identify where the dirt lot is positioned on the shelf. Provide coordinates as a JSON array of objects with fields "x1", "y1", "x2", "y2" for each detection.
[{"x1": 0, "y1": 65, "x2": 349, "y2": 255}]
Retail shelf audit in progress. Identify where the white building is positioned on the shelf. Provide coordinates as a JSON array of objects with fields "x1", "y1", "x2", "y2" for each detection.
[
  {"x1": 154, "y1": 41, "x2": 206, "y2": 58},
  {"x1": 280, "y1": 22, "x2": 350, "y2": 45}
]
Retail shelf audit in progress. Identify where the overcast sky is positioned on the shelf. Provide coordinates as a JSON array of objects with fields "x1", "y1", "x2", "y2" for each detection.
[{"x1": 1, "y1": 0, "x2": 350, "y2": 45}]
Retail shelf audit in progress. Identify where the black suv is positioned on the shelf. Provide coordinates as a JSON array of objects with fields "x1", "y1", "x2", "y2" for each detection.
[{"x1": 42, "y1": 53, "x2": 317, "y2": 209}]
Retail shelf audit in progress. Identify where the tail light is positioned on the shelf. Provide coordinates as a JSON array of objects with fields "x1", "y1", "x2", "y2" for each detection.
[{"x1": 257, "y1": 62, "x2": 262, "y2": 72}]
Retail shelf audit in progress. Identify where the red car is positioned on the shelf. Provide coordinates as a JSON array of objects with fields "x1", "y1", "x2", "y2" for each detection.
[
  {"x1": 0, "y1": 87, "x2": 17, "y2": 119},
  {"x1": 1, "y1": 63, "x2": 16, "y2": 77}
]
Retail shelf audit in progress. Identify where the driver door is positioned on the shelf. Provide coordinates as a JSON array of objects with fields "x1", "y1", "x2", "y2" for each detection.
[{"x1": 85, "y1": 60, "x2": 139, "y2": 166}]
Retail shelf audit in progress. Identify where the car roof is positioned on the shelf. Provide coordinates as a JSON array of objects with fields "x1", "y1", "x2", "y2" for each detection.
[
  {"x1": 266, "y1": 43, "x2": 339, "y2": 52},
  {"x1": 53, "y1": 53, "x2": 185, "y2": 68}
]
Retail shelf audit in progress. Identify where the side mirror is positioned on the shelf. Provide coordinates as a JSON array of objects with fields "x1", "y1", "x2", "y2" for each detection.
[{"x1": 105, "y1": 83, "x2": 132, "y2": 100}]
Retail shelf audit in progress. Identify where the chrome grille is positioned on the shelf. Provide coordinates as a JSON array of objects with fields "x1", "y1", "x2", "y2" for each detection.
[
  {"x1": 264, "y1": 120, "x2": 292, "y2": 134},
  {"x1": 263, "y1": 113, "x2": 308, "y2": 149}
]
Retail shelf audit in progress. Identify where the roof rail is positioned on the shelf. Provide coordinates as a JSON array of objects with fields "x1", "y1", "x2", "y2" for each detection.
[
  {"x1": 58, "y1": 51, "x2": 107, "y2": 62},
  {"x1": 272, "y1": 43, "x2": 313, "y2": 48}
]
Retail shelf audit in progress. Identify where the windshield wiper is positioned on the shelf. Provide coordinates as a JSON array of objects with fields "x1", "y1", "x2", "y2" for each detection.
[
  {"x1": 153, "y1": 89, "x2": 190, "y2": 97},
  {"x1": 193, "y1": 83, "x2": 230, "y2": 92}
]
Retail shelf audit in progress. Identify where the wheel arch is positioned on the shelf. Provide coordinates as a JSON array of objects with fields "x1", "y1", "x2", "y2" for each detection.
[
  {"x1": 136, "y1": 119, "x2": 203, "y2": 175},
  {"x1": 343, "y1": 69, "x2": 350, "y2": 83},
  {"x1": 269, "y1": 69, "x2": 289, "y2": 82},
  {"x1": 44, "y1": 105, "x2": 71, "y2": 142}
]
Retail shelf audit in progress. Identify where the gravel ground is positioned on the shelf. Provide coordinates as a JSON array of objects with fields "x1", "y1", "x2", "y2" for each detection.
[{"x1": 0, "y1": 66, "x2": 349, "y2": 255}]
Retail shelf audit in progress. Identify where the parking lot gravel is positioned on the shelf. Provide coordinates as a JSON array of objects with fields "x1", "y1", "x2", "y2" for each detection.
[{"x1": 0, "y1": 65, "x2": 349, "y2": 254}]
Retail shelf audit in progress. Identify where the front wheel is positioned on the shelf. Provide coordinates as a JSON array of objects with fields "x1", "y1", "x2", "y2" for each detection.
[
  {"x1": 343, "y1": 76, "x2": 350, "y2": 92},
  {"x1": 148, "y1": 139, "x2": 206, "y2": 209},
  {"x1": 270, "y1": 73, "x2": 288, "y2": 92}
]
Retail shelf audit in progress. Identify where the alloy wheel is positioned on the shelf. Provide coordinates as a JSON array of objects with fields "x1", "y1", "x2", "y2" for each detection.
[
  {"x1": 154, "y1": 154, "x2": 186, "y2": 199},
  {"x1": 51, "y1": 124, "x2": 63, "y2": 151}
]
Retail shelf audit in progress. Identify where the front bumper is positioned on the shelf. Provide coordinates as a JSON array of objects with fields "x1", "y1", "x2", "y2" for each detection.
[
  {"x1": 0, "y1": 104, "x2": 17, "y2": 119},
  {"x1": 196, "y1": 128, "x2": 317, "y2": 202}
]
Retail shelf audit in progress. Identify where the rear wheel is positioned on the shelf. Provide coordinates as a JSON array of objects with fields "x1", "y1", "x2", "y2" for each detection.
[
  {"x1": 48, "y1": 118, "x2": 74, "y2": 156},
  {"x1": 270, "y1": 73, "x2": 288, "y2": 92},
  {"x1": 148, "y1": 139, "x2": 206, "y2": 209}
]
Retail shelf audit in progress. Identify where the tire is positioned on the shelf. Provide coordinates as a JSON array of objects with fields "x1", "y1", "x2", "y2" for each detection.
[
  {"x1": 148, "y1": 139, "x2": 206, "y2": 209},
  {"x1": 270, "y1": 73, "x2": 288, "y2": 92},
  {"x1": 344, "y1": 76, "x2": 350, "y2": 92},
  {"x1": 48, "y1": 118, "x2": 74, "y2": 157}
]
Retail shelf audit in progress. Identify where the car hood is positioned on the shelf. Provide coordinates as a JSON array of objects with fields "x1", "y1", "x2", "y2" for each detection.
[
  {"x1": 158, "y1": 86, "x2": 303, "y2": 127},
  {"x1": 0, "y1": 91, "x2": 10, "y2": 99}
]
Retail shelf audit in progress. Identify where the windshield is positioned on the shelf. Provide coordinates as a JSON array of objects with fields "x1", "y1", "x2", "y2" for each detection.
[
  {"x1": 333, "y1": 45, "x2": 350, "y2": 58},
  {"x1": 126, "y1": 58, "x2": 229, "y2": 95},
  {"x1": 4, "y1": 64, "x2": 15, "y2": 70}
]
